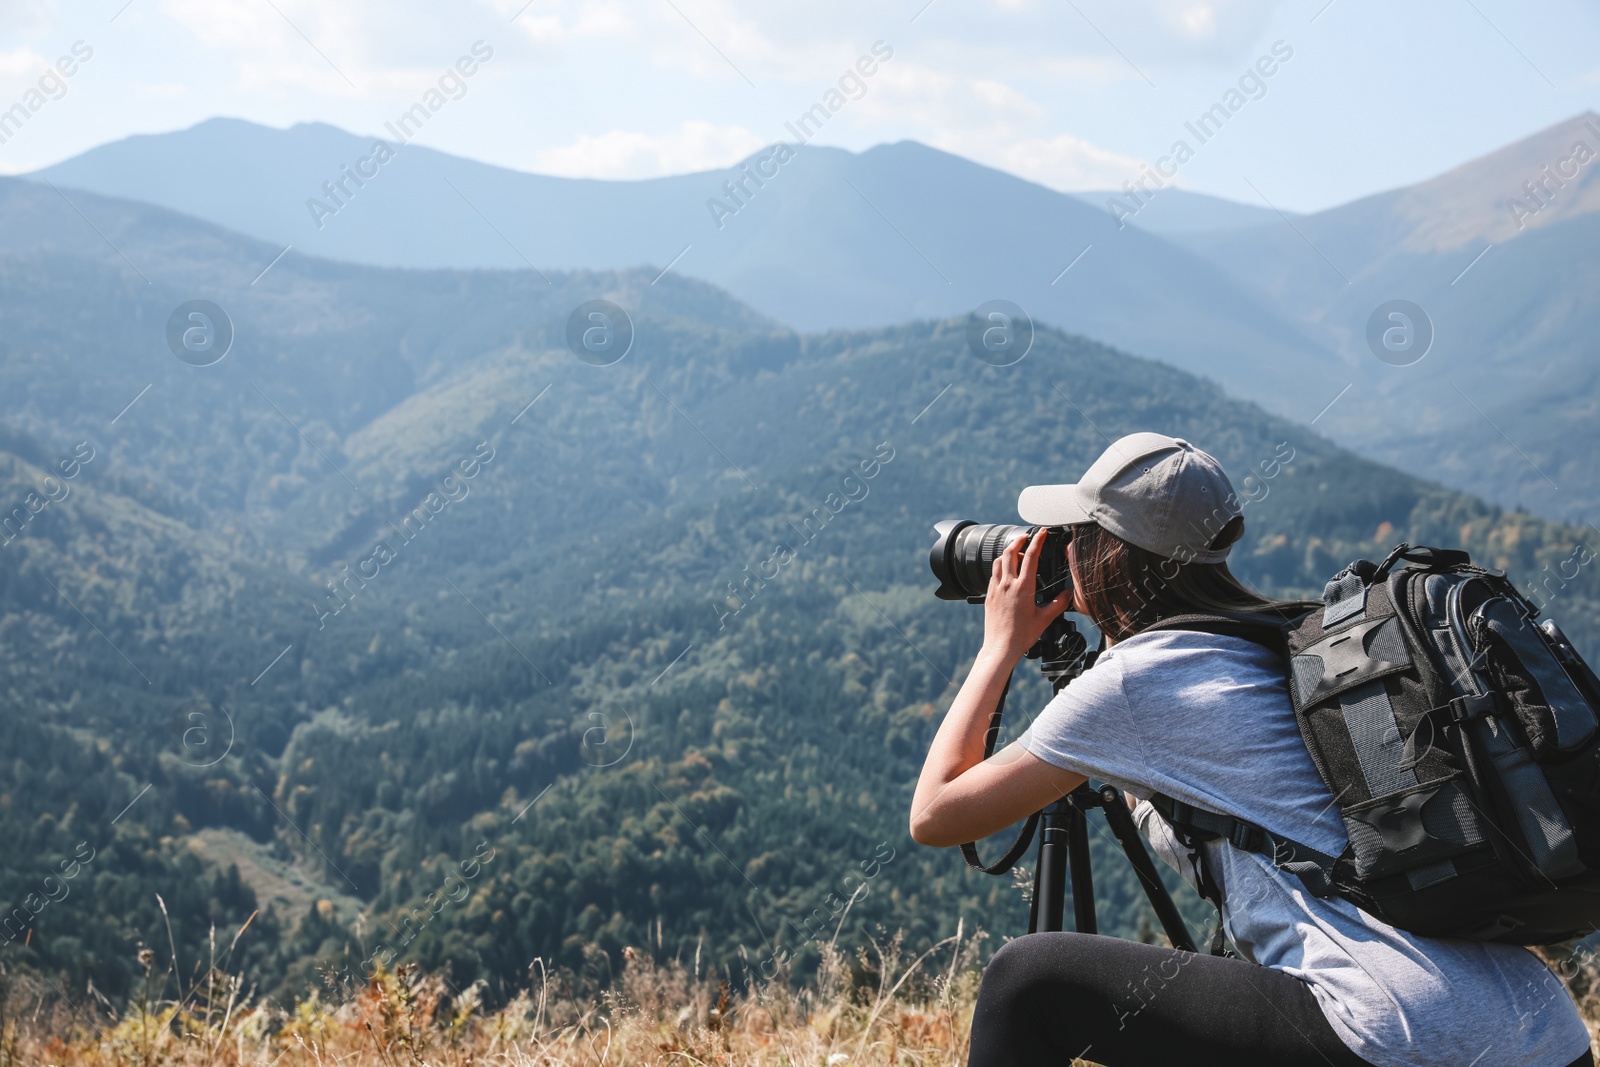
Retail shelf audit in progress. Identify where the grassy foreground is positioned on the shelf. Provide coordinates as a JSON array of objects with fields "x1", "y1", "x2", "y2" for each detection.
[
  {"x1": 1, "y1": 924, "x2": 995, "y2": 1067},
  {"x1": 7, "y1": 930, "x2": 1600, "y2": 1066}
]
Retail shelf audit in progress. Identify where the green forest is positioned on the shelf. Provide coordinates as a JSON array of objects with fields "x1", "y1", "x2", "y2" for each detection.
[{"x1": 1, "y1": 177, "x2": 1597, "y2": 1011}]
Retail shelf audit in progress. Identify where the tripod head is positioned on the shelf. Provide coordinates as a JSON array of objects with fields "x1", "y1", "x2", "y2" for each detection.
[{"x1": 1025, "y1": 614, "x2": 1097, "y2": 694}]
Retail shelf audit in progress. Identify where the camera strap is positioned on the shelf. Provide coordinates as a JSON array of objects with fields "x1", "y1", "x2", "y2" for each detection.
[{"x1": 958, "y1": 675, "x2": 1041, "y2": 875}]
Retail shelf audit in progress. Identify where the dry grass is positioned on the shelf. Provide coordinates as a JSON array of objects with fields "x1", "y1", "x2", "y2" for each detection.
[
  {"x1": 0, "y1": 921, "x2": 1012, "y2": 1067},
  {"x1": 7, "y1": 933, "x2": 1598, "y2": 1066}
]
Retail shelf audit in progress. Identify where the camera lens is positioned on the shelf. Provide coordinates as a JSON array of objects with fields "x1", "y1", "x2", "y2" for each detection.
[{"x1": 929, "y1": 520, "x2": 1071, "y2": 603}]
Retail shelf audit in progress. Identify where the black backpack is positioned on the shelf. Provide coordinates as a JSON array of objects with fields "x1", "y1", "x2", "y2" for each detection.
[{"x1": 1149, "y1": 543, "x2": 1600, "y2": 948}]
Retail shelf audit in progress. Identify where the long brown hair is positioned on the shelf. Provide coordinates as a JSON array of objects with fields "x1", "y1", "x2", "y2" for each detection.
[{"x1": 1072, "y1": 518, "x2": 1318, "y2": 643}]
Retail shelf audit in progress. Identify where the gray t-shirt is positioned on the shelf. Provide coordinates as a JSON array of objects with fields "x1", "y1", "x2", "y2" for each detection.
[{"x1": 1016, "y1": 628, "x2": 1590, "y2": 1067}]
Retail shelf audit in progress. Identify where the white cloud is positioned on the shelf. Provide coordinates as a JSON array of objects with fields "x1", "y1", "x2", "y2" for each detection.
[
  {"x1": 159, "y1": 0, "x2": 363, "y2": 94},
  {"x1": 1128, "y1": 0, "x2": 1280, "y2": 62},
  {"x1": 1033, "y1": 53, "x2": 1145, "y2": 83},
  {"x1": 159, "y1": 0, "x2": 518, "y2": 95},
  {"x1": 0, "y1": 2, "x2": 52, "y2": 36},
  {"x1": 0, "y1": 47, "x2": 47, "y2": 78},
  {"x1": 513, "y1": 0, "x2": 635, "y2": 51},
  {"x1": 971, "y1": 79, "x2": 1046, "y2": 118},
  {"x1": 648, "y1": 0, "x2": 1280, "y2": 75},
  {"x1": 853, "y1": 62, "x2": 957, "y2": 127},
  {"x1": 641, "y1": 0, "x2": 782, "y2": 83},
  {"x1": 1166, "y1": 2, "x2": 1219, "y2": 40},
  {"x1": 631, "y1": 3, "x2": 904, "y2": 85},
  {"x1": 930, "y1": 129, "x2": 1149, "y2": 192},
  {"x1": 571, "y1": 0, "x2": 636, "y2": 36},
  {"x1": 532, "y1": 120, "x2": 765, "y2": 178},
  {"x1": 515, "y1": 15, "x2": 566, "y2": 48}
]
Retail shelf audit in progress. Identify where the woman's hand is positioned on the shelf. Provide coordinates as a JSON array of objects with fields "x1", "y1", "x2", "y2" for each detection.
[
  {"x1": 909, "y1": 527, "x2": 1082, "y2": 849},
  {"x1": 981, "y1": 527, "x2": 1071, "y2": 664}
]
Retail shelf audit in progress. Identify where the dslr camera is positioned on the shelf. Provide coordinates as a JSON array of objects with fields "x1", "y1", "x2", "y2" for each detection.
[{"x1": 927, "y1": 520, "x2": 1073, "y2": 605}]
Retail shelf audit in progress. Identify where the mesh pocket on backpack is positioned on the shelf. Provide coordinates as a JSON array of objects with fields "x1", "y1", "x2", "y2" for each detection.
[{"x1": 1342, "y1": 778, "x2": 1486, "y2": 880}]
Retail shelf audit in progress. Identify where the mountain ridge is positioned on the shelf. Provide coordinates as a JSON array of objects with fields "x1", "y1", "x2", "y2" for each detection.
[
  {"x1": 1170, "y1": 110, "x2": 1600, "y2": 521},
  {"x1": 21, "y1": 118, "x2": 1351, "y2": 425},
  {"x1": 39, "y1": 113, "x2": 1600, "y2": 527}
]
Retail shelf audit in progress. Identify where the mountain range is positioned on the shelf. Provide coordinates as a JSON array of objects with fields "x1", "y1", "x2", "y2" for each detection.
[
  {"x1": 1, "y1": 164, "x2": 1598, "y2": 1006},
  {"x1": 1172, "y1": 112, "x2": 1600, "y2": 527},
  {"x1": 25, "y1": 118, "x2": 1341, "y2": 429},
  {"x1": 27, "y1": 115, "x2": 1600, "y2": 527}
]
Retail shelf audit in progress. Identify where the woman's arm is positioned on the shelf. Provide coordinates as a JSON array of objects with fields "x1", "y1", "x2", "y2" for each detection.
[{"x1": 909, "y1": 528, "x2": 1086, "y2": 847}]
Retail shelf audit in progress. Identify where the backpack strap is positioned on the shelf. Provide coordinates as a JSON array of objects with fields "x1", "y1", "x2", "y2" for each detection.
[
  {"x1": 1147, "y1": 792, "x2": 1343, "y2": 956},
  {"x1": 1138, "y1": 609, "x2": 1342, "y2": 952},
  {"x1": 1144, "y1": 793, "x2": 1234, "y2": 956},
  {"x1": 1141, "y1": 609, "x2": 1304, "y2": 651},
  {"x1": 1148, "y1": 794, "x2": 1341, "y2": 899},
  {"x1": 1140, "y1": 608, "x2": 1322, "y2": 953}
]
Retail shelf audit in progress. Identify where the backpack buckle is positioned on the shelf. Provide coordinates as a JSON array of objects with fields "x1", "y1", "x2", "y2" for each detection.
[
  {"x1": 1448, "y1": 693, "x2": 1502, "y2": 721},
  {"x1": 1156, "y1": 797, "x2": 1201, "y2": 847},
  {"x1": 1227, "y1": 821, "x2": 1263, "y2": 852}
]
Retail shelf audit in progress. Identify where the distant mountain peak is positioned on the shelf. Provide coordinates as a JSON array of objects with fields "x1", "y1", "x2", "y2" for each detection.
[{"x1": 1397, "y1": 111, "x2": 1600, "y2": 252}]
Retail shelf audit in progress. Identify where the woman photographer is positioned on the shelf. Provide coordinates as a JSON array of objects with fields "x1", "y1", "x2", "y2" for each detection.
[{"x1": 910, "y1": 433, "x2": 1590, "y2": 1067}]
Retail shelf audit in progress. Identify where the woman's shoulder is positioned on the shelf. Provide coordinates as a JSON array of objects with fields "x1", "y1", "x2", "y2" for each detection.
[
  {"x1": 1107, "y1": 628, "x2": 1293, "y2": 728},
  {"x1": 1107, "y1": 627, "x2": 1283, "y2": 671},
  {"x1": 1038, "y1": 628, "x2": 1289, "y2": 737}
]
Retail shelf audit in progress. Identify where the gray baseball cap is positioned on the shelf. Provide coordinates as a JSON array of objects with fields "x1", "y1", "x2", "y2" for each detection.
[{"x1": 1016, "y1": 433, "x2": 1241, "y2": 564}]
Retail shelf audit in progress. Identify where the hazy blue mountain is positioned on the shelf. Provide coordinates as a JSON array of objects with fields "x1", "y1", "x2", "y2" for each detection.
[
  {"x1": 1171, "y1": 113, "x2": 1600, "y2": 522},
  {"x1": 0, "y1": 175, "x2": 790, "y2": 563},
  {"x1": 27, "y1": 118, "x2": 707, "y2": 273},
  {"x1": 26, "y1": 119, "x2": 1347, "y2": 425},
  {"x1": 1071, "y1": 187, "x2": 1293, "y2": 234},
  {"x1": 35, "y1": 116, "x2": 1600, "y2": 524}
]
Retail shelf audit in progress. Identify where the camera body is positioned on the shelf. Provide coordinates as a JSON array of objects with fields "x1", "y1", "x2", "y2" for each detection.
[{"x1": 928, "y1": 520, "x2": 1072, "y2": 606}]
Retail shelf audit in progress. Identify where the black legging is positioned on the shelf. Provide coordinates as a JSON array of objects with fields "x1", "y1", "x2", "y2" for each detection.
[{"x1": 967, "y1": 932, "x2": 1595, "y2": 1067}]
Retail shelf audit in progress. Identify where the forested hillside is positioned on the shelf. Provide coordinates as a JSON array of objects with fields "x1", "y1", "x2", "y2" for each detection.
[{"x1": 1, "y1": 177, "x2": 1597, "y2": 1010}]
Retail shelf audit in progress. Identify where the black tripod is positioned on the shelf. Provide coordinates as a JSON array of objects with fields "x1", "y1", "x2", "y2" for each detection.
[{"x1": 968, "y1": 616, "x2": 1197, "y2": 951}]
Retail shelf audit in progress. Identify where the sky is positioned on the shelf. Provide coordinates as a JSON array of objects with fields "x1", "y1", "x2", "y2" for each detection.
[{"x1": 1, "y1": 0, "x2": 1599, "y2": 213}]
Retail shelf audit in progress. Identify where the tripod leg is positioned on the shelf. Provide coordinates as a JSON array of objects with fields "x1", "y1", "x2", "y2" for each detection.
[
  {"x1": 1027, "y1": 839, "x2": 1042, "y2": 934},
  {"x1": 1031, "y1": 802, "x2": 1069, "y2": 933},
  {"x1": 1101, "y1": 796, "x2": 1198, "y2": 953},
  {"x1": 1068, "y1": 806, "x2": 1097, "y2": 935}
]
